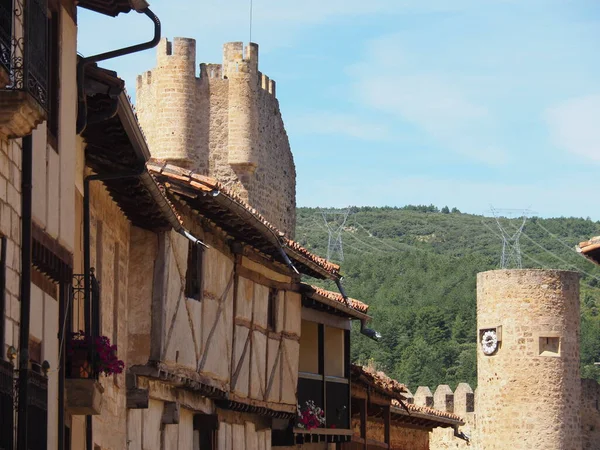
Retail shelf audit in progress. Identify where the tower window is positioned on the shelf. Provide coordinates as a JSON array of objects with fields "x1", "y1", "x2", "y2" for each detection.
[
  {"x1": 185, "y1": 243, "x2": 204, "y2": 300},
  {"x1": 539, "y1": 336, "x2": 560, "y2": 357}
]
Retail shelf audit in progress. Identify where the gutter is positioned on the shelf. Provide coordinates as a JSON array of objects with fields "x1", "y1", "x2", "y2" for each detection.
[{"x1": 76, "y1": 7, "x2": 161, "y2": 135}]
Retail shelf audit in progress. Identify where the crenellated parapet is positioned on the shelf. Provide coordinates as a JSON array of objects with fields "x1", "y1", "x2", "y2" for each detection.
[
  {"x1": 136, "y1": 39, "x2": 296, "y2": 237},
  {"x1": 411, "y1": 384, "x2": 476, "y2": 417}
]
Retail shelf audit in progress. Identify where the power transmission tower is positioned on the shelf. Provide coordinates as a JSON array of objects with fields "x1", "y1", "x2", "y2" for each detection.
[
  {"x1": 489, "y1": 207, "x2": 532, "y2": 269},
  {"x1": 321, "y1": 209, "x2": 350, "y2": 262}
]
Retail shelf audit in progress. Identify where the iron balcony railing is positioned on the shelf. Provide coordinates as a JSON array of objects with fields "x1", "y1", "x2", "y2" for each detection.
[
  {"x1": 68, "y1": 272, "x2": 101, "y2": 380},
  {"x1": 1, "y1": 0, "x2": 49, "y2": 110}
]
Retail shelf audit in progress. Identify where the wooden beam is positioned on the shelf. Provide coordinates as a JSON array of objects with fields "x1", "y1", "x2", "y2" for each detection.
[
  {"x1": 360, "y1": 397, "x2": 367, "y2": 450},
  {"x1": 384, "y1": 405, "x2": 391, "y2": 445},
  {"x1": 237, "y1": 265, "x2": 299, "y2": 291},
  {"x1": 126, "y1": 388, "x2": 149, "y2": 409}
]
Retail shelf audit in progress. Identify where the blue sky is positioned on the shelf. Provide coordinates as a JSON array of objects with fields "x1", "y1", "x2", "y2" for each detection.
[{"x1": 78, "y1": 0, "x2": 600, "y2": 219}]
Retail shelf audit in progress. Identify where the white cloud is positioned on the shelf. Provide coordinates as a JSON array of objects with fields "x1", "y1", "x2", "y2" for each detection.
[
  {"x1": 288, "y1": 112, "x2": 391, "y2": 141},
  {"x1": 348, "y1": 34, "x2": 510, "y2": 166},
  {"x1": 545, "y1": 95, "x2": 600, "y2": 162}
]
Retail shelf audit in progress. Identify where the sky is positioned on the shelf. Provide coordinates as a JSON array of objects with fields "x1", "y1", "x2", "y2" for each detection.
[{"x1": 78, "y1": 0, "x2": 600, "y2": 219}]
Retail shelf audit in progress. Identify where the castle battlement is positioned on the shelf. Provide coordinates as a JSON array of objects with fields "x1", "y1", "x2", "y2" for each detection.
[
  {"x1": 135, "y1": 39, "x2": 296, "y2": 236},
  {"x1": 408, "y1": 383, "x2": 476, "y2": 416}
]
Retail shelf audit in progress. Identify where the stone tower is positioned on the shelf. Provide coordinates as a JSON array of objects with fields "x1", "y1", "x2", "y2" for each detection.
[
  {"x1": 136, "y1": 39, "x2": 297, "y2": 236},
  {"x1": 476, "y1": 269, "x2": 581, "y2": 450}
]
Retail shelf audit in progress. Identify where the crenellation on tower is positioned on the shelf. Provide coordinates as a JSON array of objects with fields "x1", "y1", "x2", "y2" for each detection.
[
  {"x1": 433, "y1": 385, "x2": 454, "y2": 413},
  {"x1": 136, "y1": 40, "x2": 296, "y2": 236}
]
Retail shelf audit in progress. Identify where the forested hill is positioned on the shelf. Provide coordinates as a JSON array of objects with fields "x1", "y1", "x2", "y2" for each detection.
[{"x1": 296, "y1": 206, "x2": 600, "y2": 390}]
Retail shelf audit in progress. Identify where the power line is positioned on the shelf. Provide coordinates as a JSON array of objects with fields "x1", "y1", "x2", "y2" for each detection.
[{"x1": 531, "y1": 220, "x2": 600, "y2": 269}]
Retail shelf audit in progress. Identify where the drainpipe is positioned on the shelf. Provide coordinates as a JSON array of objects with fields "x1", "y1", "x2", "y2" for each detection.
[
  {"x1": 0, "y1": 236, "x2": 6, "y2": 354},
  {"x1": 76, "y1": 7, "x2": 161, "y2": 135},
  {"x1": 16, "y1": 134, "x2": 33, "y2": 450}
]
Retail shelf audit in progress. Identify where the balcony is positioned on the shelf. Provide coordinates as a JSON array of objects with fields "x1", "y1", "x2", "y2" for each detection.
[
  {"x1": 294, "y1": 320, "x2": 352, "y2": 444},
  {"x1": 0, "y1": 0, "x2": 48, "y2": 138},
  {"x1": 65, "y1": 273, "x2": 107, "y2": 416}
]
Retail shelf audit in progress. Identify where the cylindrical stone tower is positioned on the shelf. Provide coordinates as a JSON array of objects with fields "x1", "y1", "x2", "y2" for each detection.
[
  {"x1": 224, "y1": 42, "x2": 259, "y2": 172},
  {"x1": 136, "y1": 37, "x2": 198, "y2": 167},
  {"x1": 476, "y1": 269, "x2": 581, "y2": 450}
]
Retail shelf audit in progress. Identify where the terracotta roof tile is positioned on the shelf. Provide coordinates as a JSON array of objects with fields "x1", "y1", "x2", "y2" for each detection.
[
  {"x1": 308, "y1": 285, "x2": 369, "y2": 313},
  {"x1": 147, "y1": 161, "x2": 341, "y2": 278},
  {"x1": 578, "y1": 237, "x2": 600, "y2": 261},
  {"x1": 391, "y1": 399, "x2": 464, "y2": 424},
  {"x1": 351, "y1": 365, "x2": 407, "y2": 401}
]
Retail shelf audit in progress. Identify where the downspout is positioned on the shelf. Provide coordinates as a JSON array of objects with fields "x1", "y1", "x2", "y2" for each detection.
[
  {"x1": 16, "y1": 134, "x2": 33, "y2": 450},
  {"x1": 0, "y1": 236, "x2": 6, "y2": 354},
  {"x1": 76, "y1": 7, "x2": 161, "y2": 135}
]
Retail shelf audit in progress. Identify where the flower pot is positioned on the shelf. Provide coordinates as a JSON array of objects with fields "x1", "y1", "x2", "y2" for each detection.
[
  {"x1": 65, "y1": 378, "x2": 104, "y2": 415},
  {"x1": 66, "y1": 348, "x2": 92, "y2": 379}
]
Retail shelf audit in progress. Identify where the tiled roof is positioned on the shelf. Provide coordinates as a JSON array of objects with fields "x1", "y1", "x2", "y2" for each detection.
[
  {"x1": 351, "y1": 365, "x2": 407, "y2": 401},
  {"x1": 308, "y1": 285, "x2": 369, "y2": 314},
  {"x1": 577, "y1": 237, "x2": 600, "y2": 265},
  {"x1": 147, "y1": 161, "x2": 341, "y2": 279},
  {"x1": 392, "y1": 400, "x2": 464, "y2": 425}
]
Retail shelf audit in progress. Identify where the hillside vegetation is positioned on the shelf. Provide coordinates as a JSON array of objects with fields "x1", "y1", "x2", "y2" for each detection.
[{"x1": 296, "y1": 206, "x2": 600, "y2": 390}]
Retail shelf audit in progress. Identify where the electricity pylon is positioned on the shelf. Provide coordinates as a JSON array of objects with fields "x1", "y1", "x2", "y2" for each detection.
[
  {"x1": 321, "y1": 209, "x2": 350, "y2": 262},
  {"x1": 489, "y1": 207, "x2": 532, "y2": 269}
]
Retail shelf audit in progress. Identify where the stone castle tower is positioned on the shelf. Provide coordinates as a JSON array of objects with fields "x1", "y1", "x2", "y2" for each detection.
[
  {"x1": 136, "y1": 38, "x2": 297, "y2": 236},
  {"x1": 476, "y1": 269, "x2": 582, "y2": 450}
]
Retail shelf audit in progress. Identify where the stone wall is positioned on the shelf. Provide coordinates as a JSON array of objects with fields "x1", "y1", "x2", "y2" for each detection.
[
  {"x1": 86, "y1": 179, "x2": 132, "y2": 450},
  {"x1": 136, "y1": 39, "x2": 296, "y2": 237},
  {"x1": 581, "y1": 378, "x2": 600, "y2": 450},
  {"x1": 477, "y1": 269, "x2": 581, "y2": 450},
  {"x1": 0, "y1": 137, "x2": 22, "y2": 361}
]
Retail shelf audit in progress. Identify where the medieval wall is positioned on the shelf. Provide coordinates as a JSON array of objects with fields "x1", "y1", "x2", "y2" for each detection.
[
  {"x1": 581, "y1": 378, "x2": 600, "y2": 450},
  {"x1": 136, "y1": 39, "x2": 297, "y2": 237}
]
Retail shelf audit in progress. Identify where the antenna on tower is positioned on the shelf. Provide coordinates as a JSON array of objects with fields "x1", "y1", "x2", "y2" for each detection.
[
  {"x1": 321, "y1": 209, "x2": 351, "y2": 262},
  {"x1": 488, "y1": 207, "x2": 533, "y2": 269},
  {"x1": 249, "y1": 0, "x2": 254, "y2": 43}
]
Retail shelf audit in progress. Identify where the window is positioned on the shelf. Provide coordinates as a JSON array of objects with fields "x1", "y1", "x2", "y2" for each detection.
[
  {"x1": 185, "y1": 243, "x2": 204, "y2": 300},
  {"x1": 193, "y1": 414, "x2": 218, "y2": 450},
  {"x1": 267, "y1": 288, "x2": 277, "y2": 330},
  {"x1": 539, "y1": 336, "x2": 560, "y2": 357},
  {"x1": 297, "y1": 320, "x2": 351, "y2": 430},
  {"x1": 47, "y1": 0, "x2": 60, "y2": 149}
]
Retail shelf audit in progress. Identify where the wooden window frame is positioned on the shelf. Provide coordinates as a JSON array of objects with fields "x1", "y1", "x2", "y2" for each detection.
[
  {"x1": 297, "y1": 321, "x2": 351, "y2": 430},
  {"x1": 185, "y1": 243, "x2": 204, "y2": 301}
]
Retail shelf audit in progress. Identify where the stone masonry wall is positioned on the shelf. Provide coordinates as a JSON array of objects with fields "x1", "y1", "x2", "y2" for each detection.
[
  {"x1": 0, "y1": 137, "x2": 22, "y2": 362},
  {"x1": 87, "y1": 179, "x2": 132, "y2": 450},
  {"x1": 477, "y1": 269, "x2": 582, "y2": 450},
  {"x1": 136, "y1": 39, "x2": 296, "y2": 237}
]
